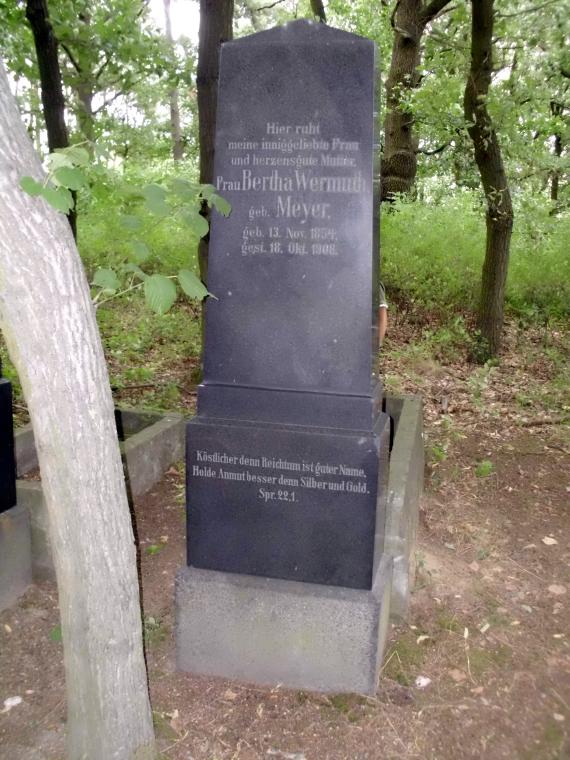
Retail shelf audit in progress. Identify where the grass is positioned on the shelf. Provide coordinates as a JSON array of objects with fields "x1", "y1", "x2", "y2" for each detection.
[
  {"x1": 382, "y1": 193, "x2": 570, "y2": 323},
  {"x1": 382, "y1": 630, "x2": 428, "y2": 686}
]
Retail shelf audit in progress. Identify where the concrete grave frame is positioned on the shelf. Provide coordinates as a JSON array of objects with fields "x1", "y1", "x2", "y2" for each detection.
[
  {"x1": 1, "y1": 408, "x2": 184, "y2": 595},
  {"x1": 176, "y1": 394, "x2": 423, "y2": 695}
]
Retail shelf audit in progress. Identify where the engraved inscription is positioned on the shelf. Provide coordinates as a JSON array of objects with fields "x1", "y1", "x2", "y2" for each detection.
[
  {"x1": 191, "y1": 447, "x2": 371, "y2": 505},
  {"x1": 219, "y1": 120, "x2": 364, "y2": 260}
]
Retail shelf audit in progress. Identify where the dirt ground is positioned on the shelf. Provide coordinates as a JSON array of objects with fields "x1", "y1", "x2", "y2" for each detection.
[{"x1": 1, "y1": 318, "x2": 568, "y2": 760}]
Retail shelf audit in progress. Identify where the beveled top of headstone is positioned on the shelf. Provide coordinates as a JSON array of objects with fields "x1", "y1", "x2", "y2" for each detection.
[{"x1": 200, "y1": 20, "x2": 380, "y2": 427}]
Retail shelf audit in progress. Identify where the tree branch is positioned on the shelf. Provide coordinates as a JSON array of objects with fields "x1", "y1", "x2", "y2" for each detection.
[
  {"x1": 497, "y1": 0, "x2": 561, "y2": 18},
  {"x1": 421, "y1": 0, "x2": 453, "y2": 24},
  {"x1": 390, "y1": 0, "x2": 401, "y2": 30},
  {"x1": 60, "y1": 42, "x2": 82, "y2": 73},
  {"x1": 255, "y1": 0, "x2": 286, "y2": 10},
  {"x1": 416, "y1": 141, "x2": 451, "y2": 155},
  {"x1": 95, "y1": 55, "x2": 111, "y2": 82}
]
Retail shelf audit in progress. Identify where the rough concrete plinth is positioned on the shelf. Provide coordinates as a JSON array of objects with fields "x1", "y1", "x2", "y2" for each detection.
[
  {"x1": 12, "y1": 409, "x2": 185, "y2": 585},
  {"x1": 16, "y1": 480, "x2": 52, "y2": 582},
  {"x1": 175, "y1": 556, "x2": 392, "y2": 695},
  {"x1": 122, "y1": 412, "x2": 184, "y2": 497},
  {"x1": 384, "y1": 395, "x2": 424, "y2": 620},
  {"x1": 0, "y1": 504, "x2": 32, "y2": 611}
]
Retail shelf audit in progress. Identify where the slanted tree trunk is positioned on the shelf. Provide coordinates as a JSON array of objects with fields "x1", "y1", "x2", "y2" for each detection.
[
  {"x1": 381, "y1": 0, "x2": 452, "y2": 201},
  {"x1": 25, "y1": 0, "x2": 76, "y2": 238},
  {"x1": 164, "y1": 0, "x2": 184, "y2": 161},
  {"x1": 197, "y1": 0, "x2": 233, "y2": 285},
  {"x1": 464, "y1": 0, "x2": 514, "y2": 358},
  {"x1": 0, "y1": 62, "x2": 156, "y2": 760}
]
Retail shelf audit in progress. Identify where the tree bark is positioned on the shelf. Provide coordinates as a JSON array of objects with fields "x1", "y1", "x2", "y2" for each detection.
[
  {"x1": 197, "y1": 0, "x2": 234, "y2": 285},
  {"x1": 464, "y1": 0, "x2": 514, "y2": 358},
  {"x1": 549, "y1": 100, "x2": 563, "y2": 202},
  {"x1": 0, "y1": 62, "x2": 157, "y2": 760},
  {"x1": 25, "y1": 0, "x2": 76, "y2": 238},
  {"x1": 381, "y1": 0, "x2": 452, "y2": 201},
  {"x1": 310, "y1": 0, "x2": 327, "y2": 23},
  {"x1": 164, "y1": 0, "x2": 184, "y2": 161}
]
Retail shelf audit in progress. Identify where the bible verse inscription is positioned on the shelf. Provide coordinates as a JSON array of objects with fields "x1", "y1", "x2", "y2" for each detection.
[
  {"x1": 216, "y1": 121, "x2": 364, "y2": 259},
  {"x1": 191, "y1": 447, "x2": 370, "y2": 504}
]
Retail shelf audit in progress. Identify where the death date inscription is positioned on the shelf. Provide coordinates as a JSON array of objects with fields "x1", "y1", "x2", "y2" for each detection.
[{"x1": 216, "y1": 120, "x2": 365, "y2": 259}]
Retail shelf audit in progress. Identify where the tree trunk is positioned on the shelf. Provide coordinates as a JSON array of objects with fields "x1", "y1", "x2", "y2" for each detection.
[
  {"x1": 0, "y1": 62, "x2": 156, "y2": 760},
  {"x1": 310, "y1": 0, "x2": 327, "y2": 23},
  {"x1": 25, "y1": 0, "x2": 76, "y2": 238},
  {"x1": 463, "y1": 0, "x2": 514, "y2": 358},
  {"x1": 164, "y1": 0, "x2": 184, "y2": 161},
  {"x1": 550, "y1": 100, "x2": 563, "y2": 202},
  {"x1": 381, "y1": 0, "x2": 451, "y2": 201},
  {"x1": 197, "y1": 0, "x2": 233, "y2": 285}
]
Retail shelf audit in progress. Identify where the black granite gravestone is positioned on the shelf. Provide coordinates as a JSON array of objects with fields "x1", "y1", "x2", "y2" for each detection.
[
  {"x1": 186, "y1": 20, "x2": 388, "y2": 590},
  {"x1": 0, "y1": 360, "x2": 17, "y2": 514}
]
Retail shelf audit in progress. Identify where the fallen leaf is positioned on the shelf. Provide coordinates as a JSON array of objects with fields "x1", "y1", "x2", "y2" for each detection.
[
  {"x1": 4, "y1": 624, "x2": 12, "y2": 633},
  {"x1": 415, "y1": 676, "x2": 432, "y2": 689},
  {"x1": 554, "y1": 714, "x2": 565, "y2": 722},
  {"x1": 449, "y1": 669, "x2": 467, "y2": 683},
  {"x1": 256, "y1": 703, "x2": 264, "y2": 717},
  {"x1": 1, "y1": 696, "x2": 23, "y2": 714},
  {"x1": 416, "y1": 635, "x2": 431, "y2": 644},
  {"x1": 548, "y1": 585, "x2": 567, "y2": 596},
  {"x1": 479, "y1": 622, "x2": 490, "y2": 634},
  {"x1": 223, "y1": 689, "x2": 238, "y2": 701},
  {"x1": 169, "y1": 709, "x2": 184, "y2": 735},
  {"x1": 542, "y1": 537, "x2": 558, "y2": 546},
  {"x1": 469, "y1": 561, "x2": 480, "y2": 572}
]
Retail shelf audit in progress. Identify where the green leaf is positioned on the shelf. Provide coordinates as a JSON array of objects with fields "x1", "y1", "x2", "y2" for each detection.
[
  {"x1": 20, "y1": 176, "x2": 43, "y2": 197},
  {"x1": 54, "y1": 166, "x2": 87, "y2": 191},
  {"x1": 61, "y1": 145, "x2": 90, "y2": 166},
  {"x1": 94, "y1": 142, "x2": 110, "y2": 160},
  {"x1": 49, "y1": 624, "x2": 62, "y2": 642},
  {"x1": 40, "y1": 186, "x2": 74, "y2": 213},
  {"x1": 129, "y1": 240, "x2": 151, "y2": 264},
  {"x1": 145, "y1": 544, "x2": 162, "y2": 556},
  {"x1": 210, "y1": 193, "x2": 231, "y2": 217},
  {"x1": 144, "y1": 274, "x2": 177, "y2": 314},
  {"x1": 120, "y1": 214, "x2": 143, "y2": 231},
  {"x1": 178, "y1": 269, "x2": 209, "y2": 300},
  {"x1": 122, "y1": 263, "x2": 147, "y2": 281},
  {"x1": 93, "y1": 268, "x2": 121, "y2": 292},
  {"x1": 46, "y1": 151, "x2": 73, "y2": 172},
  {"x1": 181, "y1": 210, "x2": 209, "y2": 238},
  {"x1": 199, "y1": 184, "x2": 217, "y2": 201},
  {"x1": 143, "y1": 183, "x2": 169, "y2": 217},
  {"x1": 170, "y1": 178, "x2": 198, "y2": 199}
]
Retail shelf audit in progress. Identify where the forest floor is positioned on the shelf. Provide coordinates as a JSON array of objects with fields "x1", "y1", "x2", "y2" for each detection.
[{"x1": 0, "y1": 311, "x2": 568, "y2": 760}]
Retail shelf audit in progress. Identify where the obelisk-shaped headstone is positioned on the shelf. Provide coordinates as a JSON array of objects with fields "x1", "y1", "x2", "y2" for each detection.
[{"x1": 186, "y1": 20, "x2": 387, "y2": 590}]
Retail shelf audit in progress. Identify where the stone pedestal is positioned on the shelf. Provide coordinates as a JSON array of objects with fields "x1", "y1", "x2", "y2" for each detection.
[
  {"x1": 176, "y1": 556, "x2": 392, "y2": 695},
  {"x1": 0, "y1": 504, "x2": 32, "y2": 612}
]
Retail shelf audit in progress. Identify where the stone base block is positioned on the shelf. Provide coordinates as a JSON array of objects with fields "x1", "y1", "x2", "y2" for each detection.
[
  {"x1": 16, "y1": 481, "x2": 52, "y2": 582},
  {"x1": 384, "y1": 395, "x2": 424, "y2": 620},
  {"x1": 175, "y1": 556, "x2": 392, "y2": 695},
  {"x1": 0, "y1": 504, "x2": 32, "y2": 612}
]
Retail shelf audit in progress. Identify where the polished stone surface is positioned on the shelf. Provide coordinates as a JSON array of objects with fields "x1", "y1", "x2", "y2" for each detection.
[
  {"x1": 0, "y1": 377, "x2": 16, "y2": 514},
  {"x1": 186, "y1": 20, "x2": 386, "y2": 591}
]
